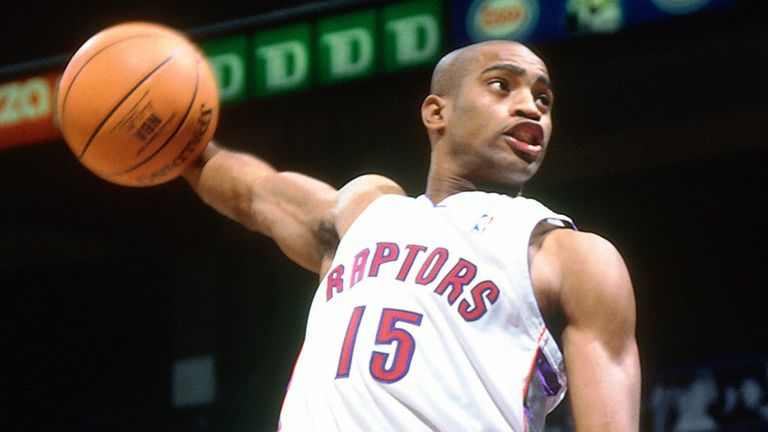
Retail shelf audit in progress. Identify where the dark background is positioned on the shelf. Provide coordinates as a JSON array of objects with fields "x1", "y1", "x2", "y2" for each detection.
[{"x1": 2, "y1": 0, "x2": 767, "y2": 431}]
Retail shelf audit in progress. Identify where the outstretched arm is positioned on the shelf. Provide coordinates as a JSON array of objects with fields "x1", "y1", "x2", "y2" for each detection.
[
  {"x1": 542, "y1": 230, "x2": 641, "y2": 430},
  {"x1": 184, "y1": 141, "x2": 339, "y2": 273},
  {"x1": 183, "y1": 141, "x2": 406, "y2": 275}
]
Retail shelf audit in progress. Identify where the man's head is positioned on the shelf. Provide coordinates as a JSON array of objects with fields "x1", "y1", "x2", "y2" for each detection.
[{"x1": 422, "y1": 40, "x2": 554, "y2": 189}]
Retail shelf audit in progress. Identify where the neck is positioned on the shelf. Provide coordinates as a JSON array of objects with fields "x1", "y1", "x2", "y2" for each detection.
[
  {"x1": 425, "y1": 143, "x2": 529, "y2": 203},
  {"x1": 425, "y1": 158, "x2": 526, "y2": 204},
  {"x1": 426, "y1": 178, "x2": 524, "y2": 202},
  {"x1": 425, "y1": 173, "x2": 477, "y2": 204}
]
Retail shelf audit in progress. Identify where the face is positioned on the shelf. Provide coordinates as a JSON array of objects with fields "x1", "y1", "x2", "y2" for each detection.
[{"x1": 435, "y1": 42, "x2": 554, "y2": 187}]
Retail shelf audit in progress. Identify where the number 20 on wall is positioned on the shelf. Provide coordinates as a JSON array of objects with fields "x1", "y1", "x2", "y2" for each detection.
[{"x1": 336, "y1": 306, "x2": 423, "y2": 383}]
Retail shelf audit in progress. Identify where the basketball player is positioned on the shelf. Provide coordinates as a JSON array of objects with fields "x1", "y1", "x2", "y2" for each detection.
[{"x1": 183, "y1": 40, "x2": 640, "y2": 431}]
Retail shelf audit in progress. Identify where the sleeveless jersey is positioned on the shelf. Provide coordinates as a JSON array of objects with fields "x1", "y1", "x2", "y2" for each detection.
[{"x1": 278, "y1": 191, "x2": 575, "y2": 432}]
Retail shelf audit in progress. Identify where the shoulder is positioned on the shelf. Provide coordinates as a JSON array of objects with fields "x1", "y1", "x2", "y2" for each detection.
[
  {"x1": 534, "y1": 229, "x2": 634, "y2": 323},
  {"x1": 543, "y1": 229, "x2": 625, "y2": 274},
  {"x1": 334, "y1": 174, "x2": 406, "y2": 238}
]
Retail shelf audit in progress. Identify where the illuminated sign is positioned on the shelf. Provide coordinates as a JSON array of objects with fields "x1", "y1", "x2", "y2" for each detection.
[
  {"x1": 0, "y1": 72, "x2": 61, "y2": 149},
  {"x1": 451, "y1": 0, "x2": 736, "y2": 46},
  {"x1": 203, "y1": 0, "x2": 444, "y2": 101},
  {"x1": 317, "y1": 11, "x2": 378, "y2": 85},
  {"x1": 253, "y1": 24, "x2": 313, "y2": 96},
  {"x1": 650, "y1": 0, "x2": 711, "y2": 15},
  {"x1": 466, "y1": 0, "x2": 540, "y2": 42}
]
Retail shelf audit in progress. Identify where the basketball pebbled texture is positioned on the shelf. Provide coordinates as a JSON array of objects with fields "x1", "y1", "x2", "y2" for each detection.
[{"x1": 56, "y1": 22, "x2": 219, "y2": 186}]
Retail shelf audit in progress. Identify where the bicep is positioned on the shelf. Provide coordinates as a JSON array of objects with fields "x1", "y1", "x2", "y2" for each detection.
[{"x1": 557, "y1": 233, "x2": 641, "y2": 430}]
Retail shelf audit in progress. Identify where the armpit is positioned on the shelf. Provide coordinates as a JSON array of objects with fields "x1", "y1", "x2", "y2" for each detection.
[{"x1": 314, "y1": 218, "x2": 340, "y2": 257}]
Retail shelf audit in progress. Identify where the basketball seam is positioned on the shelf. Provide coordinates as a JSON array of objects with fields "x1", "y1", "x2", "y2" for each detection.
[
  {"x1": 78, "y1": 55, "x2": 175, "y2": 159},
  {"x1": 59, "y1": 33, "x2": 179, "y2": 130},
  {"x1": 106, "y1": 60, "x2": 201, "y2": 178}
]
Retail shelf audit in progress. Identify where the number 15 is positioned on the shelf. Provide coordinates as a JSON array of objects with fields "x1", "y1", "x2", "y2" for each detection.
[{"x1": 336, "y1": 306, "x2": 423, "y2": 383}]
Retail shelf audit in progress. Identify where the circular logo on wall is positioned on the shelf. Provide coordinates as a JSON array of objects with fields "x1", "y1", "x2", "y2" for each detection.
[
  {"x1": 466, "y1": 0, "x2": 540, "y2": 42},
  {"x1": 650, "y1": 0, "x2": 710, "y2": 15}
]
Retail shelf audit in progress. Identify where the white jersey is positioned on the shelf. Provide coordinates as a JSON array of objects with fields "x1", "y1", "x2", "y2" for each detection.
[{"x1": 278, "y1": 191, "x2": 575, "y2": 432}]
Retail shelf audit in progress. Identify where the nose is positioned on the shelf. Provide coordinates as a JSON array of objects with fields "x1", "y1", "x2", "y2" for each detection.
[{"x1": 510, "y1": 90, "x2": 541, "y2": 121}]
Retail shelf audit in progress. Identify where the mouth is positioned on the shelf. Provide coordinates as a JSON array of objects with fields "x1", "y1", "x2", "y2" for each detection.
[{"x1": 503, "y1": 121, "x2": 544, "y2": 163}]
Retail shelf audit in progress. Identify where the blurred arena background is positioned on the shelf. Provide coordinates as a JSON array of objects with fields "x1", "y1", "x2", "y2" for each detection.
[{"x1": 1, "y1": 0, "x2": 767, "y2": 430}]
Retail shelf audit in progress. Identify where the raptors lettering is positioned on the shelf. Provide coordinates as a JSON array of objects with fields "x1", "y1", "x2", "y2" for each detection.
[{"x1": 326, "y1": 242, "x2": 500, "y2": 321}]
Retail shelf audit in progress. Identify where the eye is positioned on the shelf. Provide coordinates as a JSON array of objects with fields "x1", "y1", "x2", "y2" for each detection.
[
  {"x1": 536, "y1": 93, "x2": 552, "y2": 108},
  {"x1": 488, "y1": 78, "x2": 509, "y2": 92}
]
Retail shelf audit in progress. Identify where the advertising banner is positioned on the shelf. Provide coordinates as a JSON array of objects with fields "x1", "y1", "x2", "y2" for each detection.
[
  {"x1": 0, "y1": 71, "x2": 61, "y2": 150},
  {"x1": 203, "y1": 0, "x2": 444, "y2": 102},
  {"x1": 450, "y1": 0, "x2": 737, "y2": 48}
]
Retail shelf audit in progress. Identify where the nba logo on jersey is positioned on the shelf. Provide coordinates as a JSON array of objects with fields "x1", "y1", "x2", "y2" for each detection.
[{"x1": 471, "y1": 213, "x2": 494, "y2": 233}]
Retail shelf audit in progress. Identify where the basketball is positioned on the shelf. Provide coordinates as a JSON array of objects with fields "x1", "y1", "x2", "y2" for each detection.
[{"x1": 56, "y1": 22, "x2": 219, "y2": 187}]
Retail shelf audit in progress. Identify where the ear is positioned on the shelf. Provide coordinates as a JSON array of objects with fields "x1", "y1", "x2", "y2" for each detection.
[{"x1": 421, "y1": 94, "x2": 448, "y2": 132}]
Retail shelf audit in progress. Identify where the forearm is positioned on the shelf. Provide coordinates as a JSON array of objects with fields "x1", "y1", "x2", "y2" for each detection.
[
  {"x1": 565, "y1": 334, "x2": 641, "y2": 431},
  {"x1": 184, "y1": 141, "x2": 278, "y2": 232},
  {"x1": 182, "y1": 140, "x2": 340, "y2": 273}
]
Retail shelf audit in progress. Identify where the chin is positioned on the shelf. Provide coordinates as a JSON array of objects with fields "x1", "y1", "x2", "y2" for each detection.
[
  {"x1": 508, "y1": 159, "x2": 541, "y2": 184},
  {"x1": 526, "y1": 160, "x2": 543, "y2": 177},
  {"x1": 470, "y1": 154, "x2": 543, "y2": 191}
]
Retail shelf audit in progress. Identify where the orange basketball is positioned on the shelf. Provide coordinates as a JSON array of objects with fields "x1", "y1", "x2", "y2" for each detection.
[{"x1": 56, "y1": 22, "x2": 219, "y2": 186}]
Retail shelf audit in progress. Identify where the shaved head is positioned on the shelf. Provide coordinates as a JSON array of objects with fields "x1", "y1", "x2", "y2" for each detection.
[
  {"x1": 429, "y1": 46, "x2": 470, "y2": 96},
  {"x1": 429, "y1": 40, "x2": 542, "y2": 97}
]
